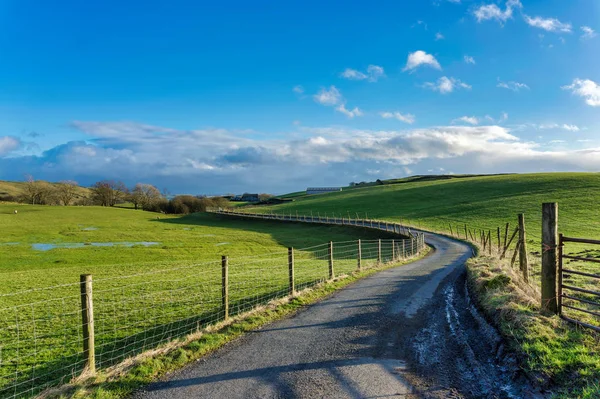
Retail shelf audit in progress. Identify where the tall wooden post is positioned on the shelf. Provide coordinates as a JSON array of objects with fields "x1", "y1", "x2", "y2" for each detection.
[
  {"x1": 518, "y1": 213, "x2": 529, "y2": 282},
  {"x1": 488, "y1": 230, "x2": 492, "y2": 255},
  {"x1": 377, "y1": 239, "x2": 382, "y2": 264},
  {"x1": 541, "y1": 203, "x2": 558, "y2": 313},
  {"x1": 221, "y1": 255, "x2": 229, "y2": 320},
  {"x1": 357, "y1": 239, "x2": 362, "y2": 270},
  {"x1": 80, "y1": 274, "x2": 95, "y2": 374},
  {"x1": 392, "y1": 239, "x2": 396, "y2": 261},
  {"x1": 497, "y1": 227, "x2": 501, "y2": 253},
  {"x1": 503, "y1": 223, "x2": 509, "y2": 250},
  {"x1": 328, "y1": 241, "x2": 334, "y2": 279},
  {"x1": 288, "y1": 247, "x2": 295, "y2": 295}
]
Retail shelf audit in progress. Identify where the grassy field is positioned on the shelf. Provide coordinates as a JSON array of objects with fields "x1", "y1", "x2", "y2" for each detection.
[
  {"x1": 249, "y1": 172, "x2": 600, "y2": 397},
  {"x1": 0, "y1": 203, "x2": 402, "y2": 398}
]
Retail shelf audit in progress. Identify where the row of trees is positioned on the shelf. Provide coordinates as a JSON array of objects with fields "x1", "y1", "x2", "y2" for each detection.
[{"x1": 14, "y1": 176, "x2": 232, "y2": 214}]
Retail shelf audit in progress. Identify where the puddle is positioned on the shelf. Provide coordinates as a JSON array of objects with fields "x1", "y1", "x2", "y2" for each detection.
[
  {"x1": 215, "y1": 242, "x2": 230, "y2": 246},
  {"x1": 32, "y1": 242, "x2": 160, "y2": 251}
]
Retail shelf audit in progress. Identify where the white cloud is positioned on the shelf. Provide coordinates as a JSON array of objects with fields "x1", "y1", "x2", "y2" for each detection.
[
  {"x1": 336, "y1": 104, "x2": 363, "y2": 118},
  {"x1": 453, "y1": 116, "x2": 479, "y2": 125},
  {"x1": 340, "y1": 65, "x2": 385, "y2": 82},
  {"x1": 435, "y1": 32, "x2": 445, "y2": 40},
  {"x1": 562, "y1": 79, "x2": 600, "y2": 107},
  {"x1": 6, "y1": 122, "x2": 600, "y2": 193},
  {"x1": 473, "y1": 0, "x2": 521, "y2": 23},
  {"x1": 423, "y1": 76, "x2": 471, "y2": 94},
  {"x1": 313, "y1": 86, "x2": 342, "y2": 106},
  {"x1": 464, "y1": 55, "x2": 476, "y2": 64},
  {"x1": 581, "y1": 26, "x2": 597, "y2": 40},
  {"x1": 403, "y1": 51, "x2": 441, "y2": 72},
  {"x1": 0, "y1": 136, "x2": 21, "y2": 156},
  {"x1": 563, "y1": 124, "x2": 580, "y2": 132},
  {"x1": 412, "y1": 20, "x2": 428, "y2": 30},
  {"x1": 524, "y1": 15, "x2": 572, "y2": 33},
  {"x1": 501, "y1": 112, "x2": 509, "y2": 122},
  {"x1": 497, "y1": 80, "x2": 530, "y2": 92},
  {"x1": 380, "y1": 111, "x2": 416, "y2": 124},
  {"x1": 517, "y1": 123, "x2": 582, "y2": 132},
  {"x1": 293, "y1": 85, "x2": 304, "y2": 94}
]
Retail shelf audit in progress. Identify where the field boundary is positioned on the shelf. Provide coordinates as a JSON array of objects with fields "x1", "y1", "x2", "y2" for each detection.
[{"x1": 0, "y1": 211, "x2": 426, "y2": 399}]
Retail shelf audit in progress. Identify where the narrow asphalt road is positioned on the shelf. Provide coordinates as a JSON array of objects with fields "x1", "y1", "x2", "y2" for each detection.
[{"x1": 134, "y1": 233, "x2": 537, "y2": 399}]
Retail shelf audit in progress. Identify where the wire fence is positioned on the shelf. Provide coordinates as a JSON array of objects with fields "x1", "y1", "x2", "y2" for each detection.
[{"x1": 0, "y1": 213, "x2": 425, "y2": 399}]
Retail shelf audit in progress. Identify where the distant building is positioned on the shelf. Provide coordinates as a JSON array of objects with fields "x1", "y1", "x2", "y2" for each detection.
[
  {"x1": 306, "y1": 187, "x2": 342, "y2": 195},
  {"x1": 240, "y1": 193, "x2": 260, "y2": 202}
]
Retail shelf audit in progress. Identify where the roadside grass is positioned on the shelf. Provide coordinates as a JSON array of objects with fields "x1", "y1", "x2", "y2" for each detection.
[
  {"x1": 0, "y1": 204, "x2": 400, "y2": 398},
  {"x1": 41, "y1": 247, "x2": 431, "y2": 399},
  {"x1": 247, "y1": 172, "x2": 600, "y2": 397},
  {"x1": 467, "y1": 256, "x2": 600, "y2": 398}
]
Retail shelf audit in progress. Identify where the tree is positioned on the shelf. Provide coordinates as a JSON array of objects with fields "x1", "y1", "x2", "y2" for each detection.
[
  {"x1": 91, "y1": 180, "x2": 128, "y2": 206},
  {"x1": 56, "y1": 180, "x2": 79, "y2": 206},
  {"x1": 22, "y1": 175, "x2": 55, "y2": 205},
  {"x1": 131, "y1": 183, "x2": 163, "y2": 210}
]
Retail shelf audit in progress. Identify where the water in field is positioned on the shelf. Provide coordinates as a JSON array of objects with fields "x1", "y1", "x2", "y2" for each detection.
[{"x1": 31, "y1": 241, "x2": 160, "y2": 251}]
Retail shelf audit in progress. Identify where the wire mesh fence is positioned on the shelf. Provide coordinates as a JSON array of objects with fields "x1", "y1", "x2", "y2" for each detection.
[{"x1": 0, "y1": 213, "x2": 425, "y2": 399}]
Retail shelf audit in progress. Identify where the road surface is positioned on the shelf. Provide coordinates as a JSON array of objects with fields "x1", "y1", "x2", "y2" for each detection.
[{"x1": 134, "y1": 233, "x2": 541, "y2": 399}]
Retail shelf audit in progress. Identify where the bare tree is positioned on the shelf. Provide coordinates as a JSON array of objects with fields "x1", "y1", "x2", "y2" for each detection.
[
  {"x1": 131, "y1": 183, "x2": 163, "y2": 210},
  {"x1": 56, "y1": 180, "x2": 79, "y2": 206},
  {"x1": 22, "y1": 175, "x2": 54, "y2": 205},
  {"x1": 91, "y1": 180, "x2": 128, "y2": 206}
]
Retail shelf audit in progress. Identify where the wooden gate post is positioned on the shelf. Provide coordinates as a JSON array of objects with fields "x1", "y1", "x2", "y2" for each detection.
[
  {"x1": 80, "y1": 274, "x2": 95, "y2": 375},
  {"x1": 541, "y1": 203, "x2": 558, "y2": 314},
  {"x1": 518, "y1": 213, "x2": 529, "y2": 282},
  {"x1": 377, "y1": 239, "x2": 382, "y2": 264},
  {"x1": 328, "y1": 241, "x2": 334, "y2": 279},
  {"x1": 221, "y1": 256, "x2": 229, "y2": 320},
  {"x1": 288, "y1": 247, "x2": 295, "y2": 295},
  {"x1": 357, "y1": 239, "x2": 362, "y2": 270}
]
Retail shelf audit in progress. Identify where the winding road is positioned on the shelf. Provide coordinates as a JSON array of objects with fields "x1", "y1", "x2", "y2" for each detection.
[{"x1": 134, "y1": 233, "x2": 540, "y2": 399}]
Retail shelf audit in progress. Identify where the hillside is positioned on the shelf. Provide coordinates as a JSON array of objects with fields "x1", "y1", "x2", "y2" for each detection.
[
  {"x1": 0, "y1": 180, "x2": 92, "y2": 202},
  {"x1": 256, "y1": 173, "x2": 600, "y2": 243}
]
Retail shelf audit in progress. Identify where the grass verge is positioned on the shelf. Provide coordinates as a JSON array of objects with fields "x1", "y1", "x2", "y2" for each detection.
[
  {"x1": 42, "y1": 246, "x2": 431, "y2": 399},
  {"x1": 466, "y1": 255, "x2": 600, "y2": 398}
]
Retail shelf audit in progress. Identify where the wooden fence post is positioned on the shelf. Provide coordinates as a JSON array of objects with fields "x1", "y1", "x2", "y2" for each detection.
[
  {"x1": 541, "y1": 203, "x2": 558, "y2": 314},
  {"x1": 464, "y1": 224, "x2": 468, "y2": 240},
  {"x1": 511, "y1": 240, "x2": 521, "y2": 268},
  {"x1": 80, "y1": 274, "x2": 95, "y2": 375},
  {"x1": 488, "y1": 230, "x2": 492, "y2": 255},
  {"x1": 328, "y1": 241, "x2": 334, "y2": 279},
  {"x1": 392, "y1": 239, "x2": 396, "y2": 261},
  {"x1": 357, "y1": 239, "x2": 362, "y2": 270},
  {"x1": 288, "y1": 247, "x2": 295, "y2": 295},
  {"x1": 450, "y1": 225, "x2": 453, "y2": 236},
  {"x1": 377, "y1": 239, "x2": 382, "y2": 264},
  {"x1": 500, "y1": 227, "x2": 519, "y2": 259},
  {"x1": 221, "y1": 255, "x2": 229, "y2": 320},
  {"x1": 497, "y1": 227, "x2": 501, "y2": 253},
  {"x1": 503, "y1": 223, "x2": 509, "y2": 251},
  {"x1": 518, "y1": 213, "x2": 529, "y2": 282}
]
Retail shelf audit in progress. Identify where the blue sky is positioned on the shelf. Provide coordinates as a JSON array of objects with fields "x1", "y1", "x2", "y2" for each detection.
[{"x1": 0, "y1": 0, "x2": 598, "y2": 194}]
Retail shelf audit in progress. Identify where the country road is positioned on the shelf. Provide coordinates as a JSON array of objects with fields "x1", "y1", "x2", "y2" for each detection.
[{"x1": 134, "y1": 233, "x2": 541, "y2": 399}]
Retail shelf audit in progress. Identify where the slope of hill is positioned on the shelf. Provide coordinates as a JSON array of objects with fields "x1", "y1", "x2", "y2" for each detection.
[
  {"x1": 259, "y1": 173, "x2": 600, "y2": 242},
  {"x1": 0, "y1": 180, "x2": 92, "y2": 202}
]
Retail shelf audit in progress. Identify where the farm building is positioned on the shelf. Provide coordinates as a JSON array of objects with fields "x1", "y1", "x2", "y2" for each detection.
[
  {"x1": 240, "y1": 193, "x2": 260, "y2": 202},
  {"x1": 306, "y1": 187, "x2": 342, "y2": 195}
]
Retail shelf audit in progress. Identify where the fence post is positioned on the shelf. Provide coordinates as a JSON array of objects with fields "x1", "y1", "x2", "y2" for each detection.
[
  {"x1": 558, "y1": 234, "x2": 564, "y2": 316},
  {"x1": 488, "y1": 230, "x2": 492, "y2": 255},
  {"x1": 392, "y1": 239, "x2": 396, "y2": 261},
  {"x1": 518, "y1": 213, "x2": 529, "y2": 282},
  {"x1": 497, "y1": 227, "x2": 501, "y2": 254},
  {"x1": 402, "y1": 239, "x2": 406, "y2": 258},
  {"x1": 357, "y1": 239, "x2": 362, "y2": 270},
  {"x1": 222, "y1": 255, "x2": 229, "y2": 320},
  {"x1": 80, "y1": 274, "x2": 95, "y2": 375},
  {"x1": 450, "y1": 225, "x2": 453, "y2": 236},
  {"x1": 377, "y1": 239, "x2": 382, "y2": 264},
  {"x1": 541, "y1": 203, "x2": 558, "y2": 314},
  {"x1": 288, "y1": 247, "x2": 295, "y2": 295},
  {"x1": 328, "y1": 241, "x2": 334, "y2": 279},
  {"x1": 464, "y1": 224, "x2": 468, "y2": 240}
]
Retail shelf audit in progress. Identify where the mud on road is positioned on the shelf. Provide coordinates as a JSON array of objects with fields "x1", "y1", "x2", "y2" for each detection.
[{"x1": 134, "y1": 233, "x2": 544, "y2": 399}]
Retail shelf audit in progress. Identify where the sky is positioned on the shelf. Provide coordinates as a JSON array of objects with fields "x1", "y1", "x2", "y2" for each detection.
[{"x1": 0, "y1": 0, "x2": 598, "y2": 195}]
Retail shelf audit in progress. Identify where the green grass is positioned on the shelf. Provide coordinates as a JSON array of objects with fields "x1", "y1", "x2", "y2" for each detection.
[
  {"x1": 45, "y1": 247, "x2": 431, "y2": 399},
  {"x1": 0, "y1": 204, "x2": 400, "y2": 398},
  {"x1": 246, "y1": 172, "x2": 600, "y2": 397}
]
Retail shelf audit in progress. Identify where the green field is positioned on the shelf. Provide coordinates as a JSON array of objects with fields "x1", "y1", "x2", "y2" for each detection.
[
  {"x1": 250, "y1": 172, "x2": 600, "y2": 397},
  {"x1": 0, "y1": 203, "x2": 404, "y2": 398}
]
